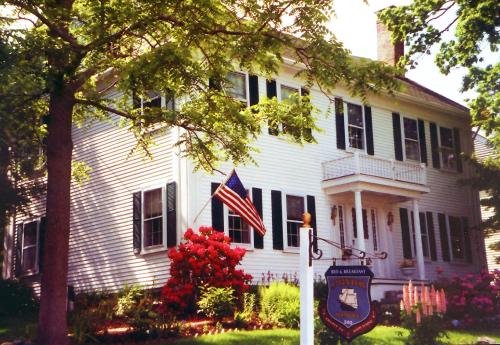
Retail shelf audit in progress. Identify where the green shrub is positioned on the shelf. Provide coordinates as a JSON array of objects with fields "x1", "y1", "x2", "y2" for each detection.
[
  {"x1": 259, "y1": 282, "x2": 300, "y2": 328},
  {"x1": 234, "y1": 292, "x2": 256, "y2": 326},
  {"x1": 0, "y1": 279, "x2": 38, "y2": 316},
  {"x1": 115, "y1": 284, "x2": 143, "y2": 317},
  {"x1": 197, "y1": 285, "x2": 236, "y2": 320}
]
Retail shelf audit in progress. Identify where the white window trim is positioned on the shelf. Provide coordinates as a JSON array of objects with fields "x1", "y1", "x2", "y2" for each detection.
[
  {"x1": 282, "y1": 191, "x2": 307, "y2": 252},
  {"x1": 226, "y1": 71, "x2": 250, "y2": 107},
  {"x1": 343, "y1": 100, "x2": 367, "y2": 153},
  {"x1": 400, "y1": 115, "x2": 421, "y2": 162},
  {"x1": 223, "y1": 188, "x2": 254, "y2": 249},
  {"x1": 269, "y1": 81, "x2": 303, "y2": 135},
  {"x1": 141, "y1": 184, "x2": 168, "y2": 254},
  {"x1": 21, "y1": 217, "x2": 41, "y2": 276},
  {"x1": 445, "y1": 214, "x2": 466, "y2": 262},
  {"x1": 438, "y1": 125, "x2": 457, "y2": 172}
]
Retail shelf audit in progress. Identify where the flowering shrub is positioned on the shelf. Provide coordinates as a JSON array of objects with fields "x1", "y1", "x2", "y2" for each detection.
[
  {"x1": 400, "y1": 281, "x2": 447, "y2": 345},
  {"x1": 440, "y1": 269, "x2": 499, "y2": 328},
  {"x1": 161, "y1": 227, "x2": 252, "y2": 315}
]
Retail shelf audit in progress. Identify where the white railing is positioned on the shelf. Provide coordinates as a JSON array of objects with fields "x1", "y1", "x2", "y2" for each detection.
[{"x1": 322, "y1": 152, "x2": 427, "y2": 185}]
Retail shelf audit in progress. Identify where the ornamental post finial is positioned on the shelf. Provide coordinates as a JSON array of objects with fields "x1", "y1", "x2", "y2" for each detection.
[{"x1": 302, "y1": 212, "x2": 311, "y2": 228}]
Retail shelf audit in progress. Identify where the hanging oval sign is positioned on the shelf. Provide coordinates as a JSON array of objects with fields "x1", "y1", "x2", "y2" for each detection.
[{"x1": 318, "y1": 265, "x2": 377, "y2": 341}]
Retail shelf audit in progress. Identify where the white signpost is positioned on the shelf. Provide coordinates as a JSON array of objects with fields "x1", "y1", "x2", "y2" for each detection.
[{"x1": 300, "y1": 213, "x2": 314, "y2": 345}]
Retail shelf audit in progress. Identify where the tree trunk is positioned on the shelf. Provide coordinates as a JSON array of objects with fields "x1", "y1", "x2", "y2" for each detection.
[{"x1": 38, "y1": 87, "x2": 75, "y2": 345}]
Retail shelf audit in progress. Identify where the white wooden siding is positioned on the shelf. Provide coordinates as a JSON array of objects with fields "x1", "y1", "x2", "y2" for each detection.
[{"x1": 6, "y1": 66, "x2": 485, "y2": 294}]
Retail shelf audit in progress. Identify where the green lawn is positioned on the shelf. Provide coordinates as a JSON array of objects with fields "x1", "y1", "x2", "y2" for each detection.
[
  {"x1": 163, "y1": 326, "x2": 500, "y2": 345},
  {"x1": 2, "y1": 316, "x2": 500, "y2": 345}
]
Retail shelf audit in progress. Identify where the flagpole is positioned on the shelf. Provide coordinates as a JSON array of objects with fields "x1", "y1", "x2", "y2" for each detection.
[{"x1": 192, "y1": 169, "x2": 234, "y2": 227}]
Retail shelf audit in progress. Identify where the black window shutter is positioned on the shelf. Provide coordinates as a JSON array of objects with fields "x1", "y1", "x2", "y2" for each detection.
[
  {"x1": 38, "y1": 217, "x2": 47, "y2": 272},
  {"x1": 426, "y1": 212, "x2": 437, "y2": 261},
  {"x1": 438, "y1": 213, "x2": 450, "y2": 261},
  {"x1": 400, "y1": 208, "x2": 412, "y2": 259},
  {"x1": 166, "y1": 182, "x2": 177, "y2": 248},
  {"x1": 307, "y1": 195, "x2": 317, "y2": 253},
  {"x1": 14, "y1": 224, "x2": 23, "y2": 277},
  {"x1": 462, "y1": 217, "x2": 472, "y2": 263},
  {"x1": 252, "y1": 188, "x2": 264, "y2": 249},
  {"x1": 208, "y1": 77, "x2": 221, "y2": 91},
  {"x1": 430, "y1": 122, "x2": 440, "y2": 169},
  {"x1": 392, "y1": 113, "x2": 403, "y2": 161},
  {"x1": 453, "y1": 128, "x2": 463, "y2": 173},
  {"x1": 133, "y1": 192, "x2": 142, "y2": 254},
  {"x1": 249, "y1": 75, "x2": 259, "y2": 106},
  {"x1": 211, "y1": 183, "x2": 224, "y2": 232},
  {"x1": 418, "y1": 119, "x2": 428, "y2": 165},
  {"x1": 266, "y1": 79, "x2": 277, "y2": 98},
  {"x1": 267, "y1": 80, "x2": 279, "y2": 135},
  {"x1": 335, "y1": 97, "x2": 345, "y2": 150},
  {"x1": 271, "y1": 190, "x2": 283, "y2": 250},
  {"x1": 364, "y1": 106, "x2": 374, "y2": 156}
]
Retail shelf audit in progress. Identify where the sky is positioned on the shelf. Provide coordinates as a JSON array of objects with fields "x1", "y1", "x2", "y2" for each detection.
[{"x1": 328, "y1": 0, "x2": 485, "y2": 106}]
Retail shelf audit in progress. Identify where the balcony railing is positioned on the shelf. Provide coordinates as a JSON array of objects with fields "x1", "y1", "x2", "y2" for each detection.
[{"x1": 323, "y1": 152, "x2": 427, "y2": 185}]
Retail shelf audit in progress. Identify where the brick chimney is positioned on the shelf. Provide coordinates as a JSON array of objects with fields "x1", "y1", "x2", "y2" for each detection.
[{"x1": 376, "y1": 20, "x2": 404, "y2": 67}]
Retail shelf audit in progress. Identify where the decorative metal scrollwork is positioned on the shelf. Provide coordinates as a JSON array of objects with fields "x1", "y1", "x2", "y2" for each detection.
[{"x1": 309, "y1": 234, "x2": 388, "y2": 266}]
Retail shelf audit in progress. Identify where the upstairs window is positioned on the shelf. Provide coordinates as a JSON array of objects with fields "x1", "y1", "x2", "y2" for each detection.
[
  {"x1": 226, "y1": 72, "x2": 248, "y2": 105},
  {"x1": 21, "y1": 221, "x2": 39, "y2": 273},
  {"x1": 403, "y1": 117, "x2": 420, "y2": 161},
  {"x1": 439, "y1": 126, "x2": 456, "y2": 170},
  {"x1": 143, "y1": 187, "x2": 164, "y2": 248},
  {"x1": 286, "y1": 195, "x2": 304, "y2": 247},
  {"x1": 346, "y1": 103, "x2": 365, "y2": 150}
]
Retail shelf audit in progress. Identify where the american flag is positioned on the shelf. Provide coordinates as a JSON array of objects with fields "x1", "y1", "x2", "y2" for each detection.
[{"x1": 214, "y1": 170, "x2": 266, "y2": 236}]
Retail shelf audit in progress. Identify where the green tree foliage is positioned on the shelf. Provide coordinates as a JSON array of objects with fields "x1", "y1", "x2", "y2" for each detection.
[
  {"x1": 0, "y1": 32, "x2": 47, "y2": 265},
  {"x1": 378, "y1": 0, "x2": 499, "y2": 263},
  {"x1": 0, "y1": 1, "x2": 400, "y2": 343}
]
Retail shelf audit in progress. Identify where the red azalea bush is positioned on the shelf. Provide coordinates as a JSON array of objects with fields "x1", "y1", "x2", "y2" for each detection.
[
  {"x1": 161, "y1": 227, "x2": 252, "y2": 316},
  {"x1": 439, "y1": 269, "x2": 499, "y2": 328}
]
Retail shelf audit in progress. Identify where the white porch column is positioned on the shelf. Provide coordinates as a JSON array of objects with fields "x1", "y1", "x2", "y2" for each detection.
[
  {"x1": 354, "y1": 190, "x2": 366, "y2": 253},
  {"x1": 412, "y1": 199, "x2": 426, "y2": 280}
]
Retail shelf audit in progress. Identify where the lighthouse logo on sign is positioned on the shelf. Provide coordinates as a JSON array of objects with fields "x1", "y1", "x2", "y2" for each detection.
[{"x1": 318, "y1": 265, "x2": 377, "y2": 341}]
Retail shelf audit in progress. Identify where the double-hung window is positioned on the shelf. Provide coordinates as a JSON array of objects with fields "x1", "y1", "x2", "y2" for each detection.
[
  {"x1": 226, "y1": 188, "x2": 252, "y2": 245},
  {"x1": 286, "y1": 195, "x2": 305, "y2": 248},
  {"x1": 21, "y1": 220, "x2": 40, "y2": 274},
  {"x1": 345, "y1": 102, "x2": 365, "y2": 150},
  {"x1": 439, "y1": 126, "x2": 456, "y2": 170},
  {"x1": 142, "y1": 187, "x2": 165, "y2": 249},
  {"x1": 226, "y1": 72, "x2": 248, "y2": 106},
  {"x1": 403, "y1": 117, "x2": 420, "y2": 161}
]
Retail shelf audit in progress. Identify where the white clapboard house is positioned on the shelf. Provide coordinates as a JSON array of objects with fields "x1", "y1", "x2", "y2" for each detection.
[{"x1": 2, "y1": 22, "x2": 486, "y2": 300}]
